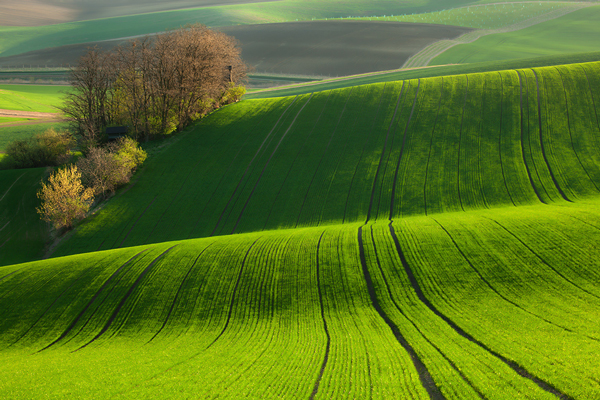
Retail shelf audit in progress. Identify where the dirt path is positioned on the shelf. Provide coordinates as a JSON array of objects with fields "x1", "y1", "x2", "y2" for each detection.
[{"x1": 0, "y1": 109, "x2": 64, "y2": 127}]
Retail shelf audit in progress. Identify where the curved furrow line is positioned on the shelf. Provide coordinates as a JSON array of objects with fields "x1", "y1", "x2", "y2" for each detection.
[
  {"x1": 358, "y1": 226, "x2": 446, "y2": 400},
  {"x1": 423, "y1": 78, "x2": 445, "y2": 216},
  {"x1": 388, "y1": 222, "x2": 572, "y2": 400},
  {"x1": 516, "y1": 70, "x2": 545, "y2": 204},
  {"x1": 204, "y1": 238, "x2": 260, "y2": 350},
  {"x1": 146, "y1": 242, "x2": 216, "y2": 344},
  {"x1": 117, "y1": 196, "x2": 157, "y2": 248},
  {"x1": 431, "y1": 217, "x2": 598, "y2": 342},
  {"x1": 532, "y1": 69, "x2": 572, "y2": 202},
  {"x1": 364, "y1": 83, "x2": 405, "y2": 223},
  {"x1": 390, "y1": 79, "x2": 421, "y2": 220},
  {"x1": 522, "y1": 71, "x2": 552, "y2": 202},
  {"x1": 579, "y1": 65, "x2": 600, "y2": 134},
  {"x1": 456, "y1": 75, "x2": 469, "y2": 212},
  {"x1": 263, "y1": 92, "x2": 333, "y2": 230},
  {"x1": 0, "y1": 268, "x2": 22, "y2": 285},
  {"x1": 8, "y1": 270, "x2": 90, "y2": 348},
  {"x1": 74, "y1": 245, "x2": 178, "y2": 352},
  {"x1": 37, "y1": 249, "x2": 150, "y2": 353},
  {"x1": 483, "y1": 217, "x2": 600, "y2": 302},
  {"x1": 0, "y1": 172, "x2": 25, "y2": 204},
  {"x1": 187, "y1": 132, "x2": 253, "y2": 238},
  {"x1": 210, "y1": 98, "x2": 298, "y2": 236},
  {"x1": 555, "y1": 67, "x2": 600, "y2": 193},
  {"x1": 368, "y1": 226, "x2": 486, "y2": 399},
  {"x1": 497, "y1": 72, "x2": 516, "y2": 207},
  {"x1": 231, "y1": 94, "x2": 314, "y2": 234},
  {"x1": 308, "y1": 231, "x2": 329, "y2": 400},
  {"x1": 342, "y1": 84, "x2": 388, "y2": 223},
  {"x1": 295, "y1": 88, "x2": 355, "y2": 228}
]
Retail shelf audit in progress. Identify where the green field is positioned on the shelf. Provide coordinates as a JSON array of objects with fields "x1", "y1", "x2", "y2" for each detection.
[
  {"x1": 348, "y1": 2, "x2": 574, "y2": 29},
  {"x1": 0, "y1": 85, "x2": 65, "y2": 112},
  {"x1": 432, "y1": 5, "x2": 600, "y2": 65},
  {"x1": 1, "y1": 54, "x2": 600, "y2": 397}
]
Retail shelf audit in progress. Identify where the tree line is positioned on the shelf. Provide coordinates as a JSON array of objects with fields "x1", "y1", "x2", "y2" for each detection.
[{"x1": 61, "y1": 24, "x2": 248, "y2": 149}]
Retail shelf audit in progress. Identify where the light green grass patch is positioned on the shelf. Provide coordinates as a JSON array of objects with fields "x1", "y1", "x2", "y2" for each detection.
[{"x1": 0, "y1": 84, "x2": 66, "y2": 112}]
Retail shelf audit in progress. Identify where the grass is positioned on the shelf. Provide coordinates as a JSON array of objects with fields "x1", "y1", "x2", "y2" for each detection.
[
  {"x1": 431, "y1": 5, "x2": 600, "y2": 65},
  {"x1": 0, "y1": 0, "x2": 572, "y2": 59},
  {"x1": 0, "y1": 84, "x2": 66, "y2": 112},
  {"x1": 347, "y1": 2, "x2": 574, "y2": 30},
  {"x1": 0, "y1": 122, "x2": 70, "y2": 153},
  {"x1": 46, "y1": 61, "x2": 600, "y2": 257},
  {"x1": 1, "y1": 59, "x2": 600, "y2": 398},
  {"x1": 245, "y1": 51, "x2": 600, "y2": 99}
]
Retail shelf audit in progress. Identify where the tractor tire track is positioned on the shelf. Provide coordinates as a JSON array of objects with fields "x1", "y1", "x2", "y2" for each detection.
[
  {"x1": 432, "y1": 217, "x2": 598, "y2": 341},
  {"x1": 516, "y1": 71, "x2": 545, "y2": 204},
  {"x1": 204, "y1": 238, "x2": 260, "y2": 350},
  {"x1": 388, "y1": 222, "x2": 572, "y2": 400},
  {"x1": 364, "y1": 82, "x2": 405, "y2": 223},
  {"x1": 555, "y1": 67, "x2": 600, "y2": 193},
  {"x1": 74, "y1": 246, "x2": 177, "y2": 352},
  {"x1": 532, "y1": 69, "x2": 572, "y2": 202},
  {"x1": 117, "y1": 196, "x2": 157, "y2": 248},
  {"x1": 37, "y1": 249, "x2": 149, "y2": 352},
  {"x1": 309, "y1": 231, "x2": 330, "y2": 400},
  {"x1": 211, "y1": 98, "x2": 298, "y2": 236},
  {"x1": 424, "y1": 78, "x2": 445, "y2": 216},
  {"x1": 498, "y1": 72, "x2": 516, "y2": 207},
  {"x1": 456, "y1": 75, "x2": 469, "y2": 211},
  {"x1": 263, "y1": 92, "x2": 332, "y2": 230},
  {"x1": 358, "y1": 226, "x2": 446, "y2": 400},
  {"x1": 483, "y1": 216, "x2": 600, "y2": 302},
  {"x1": 146, "y1": 242, "x2": 216, "y2": 344},
  {"x1": 295, "y1": 88, "x2": 354, "y2": 228},
  {"x1": 342, "y1": 84, "x2": 387, "y2": 223},
  {"x1": 231, "y1": 94, "x2": 314, "y2": 234},
  {"x1": 579, "y1": 65, "x2": 600, "y2": 134},
  {"x1": 0, "y1": 172, "x2": 25, "y2": 204},
  {"x1": 390, "y1": 79, "x2": 421, "y2": 219}
]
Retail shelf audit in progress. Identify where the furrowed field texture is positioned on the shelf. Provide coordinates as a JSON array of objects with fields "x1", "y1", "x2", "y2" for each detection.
[{"x1": 1, "y1": 61, "x2": 600, "y2": 398}]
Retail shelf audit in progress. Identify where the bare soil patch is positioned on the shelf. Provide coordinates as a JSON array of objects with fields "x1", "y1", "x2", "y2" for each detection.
[
  {"x1": 0, "y1": 0, "x2": 76, "y2": 27},
  {"x1": 219, "y1": 21, "x2": 473, "y2": 77}
]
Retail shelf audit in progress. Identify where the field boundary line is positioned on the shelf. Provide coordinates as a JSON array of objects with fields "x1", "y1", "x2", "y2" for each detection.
[
  {"x1": 532, "y1": 69, "x2": 572, "y2": 202},
  {"x1": 388, "y1": 221, "x2": 573, "y2": 400},
  {"x1": 74, "y1": 245, "x2": 178, "y2": 352},
  {"x1": 36, "y1": 249, "x2": 150, "y2": 353},
  {"x1": 402, "y1": 3, "x2": 594, "y2": 69},
  {"x1": 358, "y1": 225, "x2": 446, "y2": 400},
  {"x1": 210, "y1": 98, "x2": 298, "y2": 236},
  {"x1": 231, "y1": 94, "x2": 314, "y2": 234}
]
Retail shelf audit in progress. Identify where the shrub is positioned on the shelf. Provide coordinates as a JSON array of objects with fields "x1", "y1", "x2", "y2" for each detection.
[
  {"x1": 37, "y1": 165, "x2": 94, "y2": 230},
  {"x1": 6, "y1": 129, "x2": 75, "y2": 169}
]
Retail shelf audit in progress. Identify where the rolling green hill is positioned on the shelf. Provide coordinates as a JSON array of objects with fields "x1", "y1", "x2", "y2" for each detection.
[
  {"x1": 1, "y1": 60, "x2": 600, "y2": 398},
  {"x1": 431, "y1": 5, "x2": 600, "y2": 65}
]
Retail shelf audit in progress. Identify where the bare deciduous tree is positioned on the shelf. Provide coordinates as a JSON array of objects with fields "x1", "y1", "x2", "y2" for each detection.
[{"x1": 61, "y1": 24, "x2": 248, "y2": 143}]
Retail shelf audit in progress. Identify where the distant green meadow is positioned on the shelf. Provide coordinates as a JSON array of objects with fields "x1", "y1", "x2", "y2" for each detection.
[
  {"x1": 432, "y1": 5, "x2": 600, "y2": 65},
  {"x1": 0, "y1": 85, "x2": 65, "y2": 112}
]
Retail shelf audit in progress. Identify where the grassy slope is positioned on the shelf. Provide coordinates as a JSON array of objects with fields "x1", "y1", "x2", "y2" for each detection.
[
  {"x1": 245, "y1": 51, "x2": 600, "y2": 99},
  {"x1": 0, "y1": 85, "x2": 65, "y2": 112},
  {"x1": 1, "y1": 61, "x2": 600, "y2": 398},
  {"x1": 50, "y1": 61, "x2": 600, "y2": 257},
  {"x1": 1, "y1": 203, "x2": 599, "y2": 398},
  {"x1": 432, "y1": 5, "x2": 600, "y2": 65}
]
